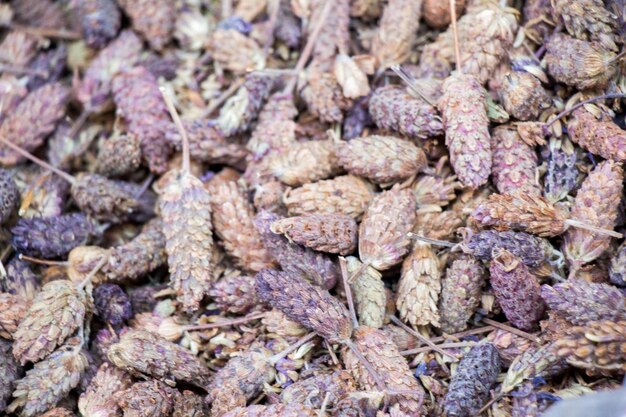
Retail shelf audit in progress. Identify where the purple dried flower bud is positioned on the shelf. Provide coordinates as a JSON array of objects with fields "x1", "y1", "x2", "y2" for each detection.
[
  {"x1": 4, "y1": 258, "x2": 40, "y2": 301},
  {"x1": 94, "y1": 284, "x2": 132, "y2": 327},
  {"x1": 128, "y1": 284, "x2": 167, "y2": 314},
  {"x1": 75, "y1": 0, "x2": 121, "y2": 48},
  {"x1": 218, "y1": 16, "x2": 253, "y2": 34},
  {"x1": 462, "y1": 229, "x2": 551, "y2": 269},
  {"x1": 0, "y1": 169, "x2": 18, "y2": 225},
  {"x1": 27, "y1": 45, "x2": 67, "y2": 91}
]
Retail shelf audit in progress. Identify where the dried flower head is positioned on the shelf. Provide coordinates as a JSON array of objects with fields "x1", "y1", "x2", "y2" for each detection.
[
  {"x1": 96, "y1": 130, "x2": 142, "y2": 178},
  {"x1": 487, "y1": 329, "x2": 533, "y2": 367},
  {"x1": 75, "y1": 0, "x2": 121, "y2": 48},
  {"x1": 567, "y1": 107, "x2": 626, "y2": 162},
  {"x1": 217, "y1": 75, "x2": 274, "y2": 137},
  {"x1": 93, "y1": 283, "x2": 132, "y2": 327},
  {"x1": 4, "y1": 258, "x2": 39, "y2": 301},
  {"x1": 117, "y1": 0, "x2": 174, "y2": 50},
  {"x1": 544, "y1": 137, "x2": 579, "y2": 203},
  {"x1": 208, "y1": 29, "x2": 264, "y2": 73},
  {"x1": 78, "y1": 362, "x2": 131, "y2": 417},
  {"x1": 270, "y1": 214, "x2": 357, "y2": 255},
  {"x1": 281, "y1": 369, "x2": 355, "y2": 409},
  {"x1": 371, "y1": 0, "x2": 422, "y2": 69},
  {"x1": 270, "y1": 140, "x2": 341, "y2": 186},
  {"x1": 222, "y1": 404, "x2": 317, "y2": 417},
  {"x1": 552, "y1": 0, "x2": 619, "y2": 51},
  {"x1": 0, "y1": 292, "x2": 28, "y2": 340},
  {"x1": 301, "y1": 71, "x2": 351, "y2": 123},
  {"x1": 346, "y1": 256, "x2": 386, "y2": 329},
  {"x1": 502, "y1": 344, "x2": 566, "y2": 393},
  {"x1": 0, "y1": 339, "x2": 21, "y2": 413},
  {"x1": 491, "y1": 125, "x2": 540, "y2": 196},
  {"x1": 498, "y1": 70, "x2": 551, "y2": 121},
  {"x1": 423, "y1": 0, "x2": 465, "y2": 28},
  {"x1": 115, "y1": 380, "x2": 177, "y2": 417}
]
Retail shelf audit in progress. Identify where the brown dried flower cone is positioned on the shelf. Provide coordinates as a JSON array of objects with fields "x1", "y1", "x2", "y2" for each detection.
[
  {"x1": 280, "y1": 369, "x2": 356, "y2": 409},
  {"x1": 413, "y1": 172, "x2": 459, "y2": 212},
  {"x1": 346, "y1": 256, "x2": 386, "y2": 329},
  {"x1": 414, "y1": 210, "x2": 465, "y2": 241},
  {"x1": 283, "y1": 175, "x2": 374, "y2": 220},
  {"x1": 300, "y1": 71, "x2": 352, "y2": 124},
  {"x1": 159, "y1": 170, "x2": 214, "y2": 312},
  {"x1": 173, "y1": 390, "x2": 208, "y2": 417},
  {"x1": 208, "y1": 29, "x2": 264, "y2": 74},
  {"x1": 333, "y1": 53, "x2": 371, "y2": 99},
  {"x1": 209, "y1": 270, "x2": 258, "y2": 315},
  {"x1": 222, "y1": 404, "x2": 317, "y2": 417},
  {"x1": 501, "y1": 343, "x2": 566, "y2": 393},
  {"x1": 343, "y1": 326, "x2": 424, "y2": 415},
  {"x1": 78, "y1": 362, "x2": 132, "y2": 417},
  {"x1": 270, "y1": 140, "x2": 341, "y2": 186},
  {"x1": 336, "y1": 136, "x2": 427, "y2": 185},
  {"x1": 247, "y1": 92, "x2": 298, "y2": 158},
  {"x1": 439, "y1": 256, "x2": 486, "y2": 333},
  {"x1": 262, "y1": 309, "x2": 308, "y2": 338},
  {"x1": 563, "y1": 160, "x2": 623, "y2": 273},
  {"x1": 491, "y1": 125, "x2": 541, "y2": 196},
  {"x1": 438, "y1": 73, "x2": 491, "y2": 189},
  {"x1": 567, "y1": 107, "x2": 626, "y2": 162},
  {"x1": 117, "y1": 0, "x2": 174, "y2": 51},
  {"x1": 115, "y1": 380, "x2": 177, "y2": 417},
  {"x1": 217, "y1": 74, "x2": 274, "y2": 137},
  {"x1": 207, "y1": 179, "x2": 274, "y2": 272},
  {"x1": 13, "y1": 280, "x2": 86, "y2": 364},
  {"x1": 308, "y1": 0, "x2": 350, "y2": 68},
  {"x1": 552, "y1": 0, "x2": 618, "y2": 51},
  {"x1": 255, "y1": 268, "x2": 353, "y2": 343},
  {"x1": 0, "y1": 293, "x2": 28, "y2": 340},
  {"x1": 423, "y1": 0, "x2": 465, "y2": 28},
  {"x1": 95, "y1": 130, "x2": 142, "y2": 178},
  {"x1": 359, "y1": 185, "x2": 416, "y2": 271},
  {"x1": 39, "y1": 408, "x2": 76, "y2": 417},
  {"x1": 397, "y1": 241, "x2": 441, "y2": 328},
  {"x1": 0, "y1": 339, "x2": 21, "y2": 413},
  {"x1": 271, "y1": 214, "x2": 357, "y2": 255},
  {"x1": 371, "y1": 0, "x2": 422, "y2": 69},
  {"x1": 498, "y1": 71, "x2": 551, "y2": 121},
  {"x1": 350, "y1": 0, "x2": 382, "y2": 19},
  {"x1": 487, "y1": 329, "x2": 533, "y2": 367},
  {"x1": 8, "y1": 339, "x2": 88, "y2": 417},
  {"x1": 107, "y1": 329, "x2": 211, "y2": 389},
  {"x1": 555, "y1": 320, "x2": 626, "y2": 376}
]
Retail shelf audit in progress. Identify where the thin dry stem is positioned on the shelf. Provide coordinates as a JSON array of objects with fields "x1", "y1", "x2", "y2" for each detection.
[
  {"x1": 389, "y1": 316, "x2": 458, "y2": 360},
  {"x1": 201, "y1": 78, "x2": 245, "y2": 117},
  {"x1": 389, "y1": 65, "x2": 435, "y2": 106},
  {"x1": 400, "y1": 341, "x2": 477, "y2": 356},
  {"x1": 263, "y1": 0, "x2": 281, "y2": 56},
  {"x1": 160, "y1": 87, "x2": 190, "y2": 174},
  {"x1": 0, "y1": 64, "x2": 47, "y2": 77},
  {"x1": 344, "y1": 339, "x2": 388, "y2": 393},
  {"x1": 0, "y1": 137, "x2": 75, "y2": 183},
  {"x1": 67, "y1": 109, "x2": 90, "y2": 139},
  {"x1": 407, "y1": 233, "x2": 456, "y2": 248},
  {"x1": 339, "y1": 256, "x2": 359, "y2": 329},
  {"x1": 183, "y1": 312, "x2": 267, "y2": 331},
  {"x1": 565, "y1": 219, "x2": 623, "y2": 238},
  {"x1": 19, "y1": 255, "x2": 68, "y2": 266},
  {"x1": 546, "y1": 94, "x2": 626, "y2": 127},
  {"x1": 481, "y1": 318, "x2": 540, "y2": 344},
  {"x1": 269, "y1": 332, "x2": 317, "y2": 363},
  {"x1": 78, "y1": 252, "x2": 110, "y2": 290},
  {"x1": 449, "y1": 0, "x2": 461, "y2": 72},
  {"x1": 8, "y1": 23, "x2": 81, "y2": 40}
]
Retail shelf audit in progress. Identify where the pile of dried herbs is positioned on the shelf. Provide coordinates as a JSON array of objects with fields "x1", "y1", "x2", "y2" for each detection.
[{"x1": 0, "y1": 0, "x2": 625, "y2": 416}]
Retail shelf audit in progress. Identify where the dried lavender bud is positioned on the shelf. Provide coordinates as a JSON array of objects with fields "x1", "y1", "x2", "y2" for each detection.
[
  {"x1": 491, "y1": 126, "x2": 540, "y2": 196},
  {"x1": 280, "y1": 370, "x2": 355, "y2": 409},
  {"x1": 13, "y1": 280, "x2": 86, "y2": 364},
  {"x1": 444, "y1": 343, "x2": 500, "y2": 417},
  {"x1": 11, "y1": 0, "x2": 67, "y2": 29},
  {"x1": 112, "y1": 67, "x2": 173, "y2": 174},
  {"x1": 371, "y1": 0, "x2": 422, "y2": 69},
  {"x1": 271, "y1": 214, "x2": 357, "y2": 255},
  {"x1": 26, "y1": 45, "x2": 67, "y2": 91},
  {"x1": 40, "y1": 408, "x2": 76, "y2": 417},
  {"x1": 342, "y1": 98, "x2": 371, "y2": 140},
  {"x1": 502, "y1": 344, "x2": 566, "y2": 393},
  {"x1": 247, "y1": 92, "x2": 298, "y2": 158},
  {"x1": 308, "y1": 0, "x2": 350, "y2": 66},
  {"x1": 11, "y1": 213, "x2": 101, "y2": 259},
  {"x1": 0, "y1": 83, "x2": 70, "y2": 166},
  {"x1": 541, "y1": 280, "x2": 626, "y2": 325},
  {"x1": 359, "y1": 186, "x2": 416, "y2": 271},
  {"x1": 568, "y1": 107, "x2": 626, "y2": 164},
  {"x1": 115, "y1": 380, "x2": 177, "y2": 417},
  {"x1": 74, "y1": 0, "x2": 121, "y2": 48},
  {"x1": 461, "y1": 230, "x2": 551, "y2": 269},
  {"x1": 217, "y1": 74, "x2": 274, "y2": 136},
  {"x1": 107, "y1": 329, "x2": 211, "y2": 389},
  {"x1": 0, "y1": 293, "x2": 28, "y2": 340},
  {"x1": 4, "y1": 258, "x2": 39, "y2": 301},
  {"x1": 0, "y1": 339, "x2": 21, "y2": 413},
  {"x1": 498, "y1": 70, "x2": 551, "y2": 121},
  {"x1": 209, "y1": 271, "x2": 258, "y2": 315},
  {"x1": 544, "y1": 138, "x2": 579, "y2": 203},
  {"x1": 94, "y1": 284, "x2": 132, "y2": 327},
  {"x1": 438, "y1": 73, "x2": 491, "y2": 189},
  {"x1": 255, "y1": 211, "x2": 339, "y2": 289},
  {"x1": 270, "y1": 140, "x2": 341, "y2": 186},
  {"x1": 222, "y1": 404, "x2": 317, "y2": 417},
  {"x1": 301, "y1": 71, "x2": 351, "y2": 124},
  {"x1": 489, "y1": 250, "x2": 545, "y2": 331},
  {"x1": 78, "y1": 362, "x2": 132, "y2": 417},
  {"x1": 71, "y1": 173, "x2": 141, "y2": 224},
  {"x1": 439, "y1": 256, "x2": 486, "y2": 333},
  {"x1": 173, "y1": 390, "x2": 208, "y2": 417},
  {"x1": 96, "y1": 131, "x2": 142, "y2": 178},
  {"x1": 255, "y1": 268, "x2": 352, "y2": 343},
  {"x1": 423, "y1": 0, "x2": 464, "y2": 28},
  {"x1": 8, "y1": 339, "x2": 88, "y2": 417},
  {"x1": 552, "y1": 0, "x2": 618, "y2": 51},
  {"x1": 275, "y1": 0, "x2": 302, "y2": 47},
  {"x1": 346, "y1": 256, "x2": 386, "y2": 329},
  {"x1": 118, "y1": 0, "x2": 174, "y2": 50},
  {"x1": 0, "y1": 169, "x2": 18, "y2": 224},
  {"x1": 415, "y1": 210, "x2": 464, "y2": 241}
]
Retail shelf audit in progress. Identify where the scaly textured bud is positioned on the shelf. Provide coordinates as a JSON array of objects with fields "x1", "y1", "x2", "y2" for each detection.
[
  {"x1": 222, "y1": 404, "x2": 316, "y2": 417},
  {"x1": 271, "y1": 214, "x2": 357, "y2": 255},
  {"x1": 4, "y1": 258, "x2": 39, "y2": 301},
  {"x1": 439, "y1": 73, "x2": 491, "y2": 188},
  {"x1": 78, "y1": 362, "x2": 132, "y2": 417},
  {"x1": 270, "y1": 140, "x2": 341, "y2": 186},
  {"x1": 414, "y1": 173, "x2": 458, "y2": 212},
  {"x1": 397, "y1": 241, "x2": 441, "y2": 327},
  {"x1": 487, "y1": 329, "x2": 533, "y2": 367},
  {"x1": 423, "y1": 0, "x2": 465, "y2": 28},
  {"x1": 444, "y1": 343, "x2": 500, "y2": 417},
  {"x1": 40, "y1": 409, "x2": 77, "y2": 417},
  {"x1": 173, "y1": 390, "x2": 208, "y2": 417},
  {"x1": 247, "y1": 92, "x2": 298, "y2": 158},
  {"x1": 336, "y1": 136, "x2": 427, "y2": 184},
  {"x1": 0, "y1": 83, "x2": 70, "y2": 165},
  {"x1": 498, "y1": 70, "x2": 551, "y2": 121},
  {"x1": 308, "y1": 0, "x2": 350, "y2": 67},
  {"x1": 75, "y1": 0, "x2": 121, "y2": 48},
  {"x1": 439, "y1": 256, "x2": 486, "y2": 333},
  {"x1": 491, "y1": 126, "x2": 540, "y2": 196},
  {"x1": 255, "y1": 268, "x2": 352, "y2": 343},
  {"x1": 115, "y1": 380, "x2": 177, "y2": 417},
  {"x1": 96, "y1": 130, "x2": 142, "y2": 178},
  {"x1": 414, "y1": 210, "x2": 464, "y2": 241},
  {"x1": 71, "y1": 173, "x2": 141, "y2": 224},
  {"x1": 568, "y1": 107, "x2": 626, "y2": 162},
  {"x1": 0, "y1": 169, "x2": 18, "y2": 224},
  {"x1": 217, "y1": 74, "x2": 274, "y2": 136},
  {"x1": 107, "y1": 329, "x2": 211, "y2": 388},
  {"x1": 13, "y1": 280, "x2": 86, "y2": 364},
  {"x1": 346, "y1": 256, "x2": 386, "y2": 329},
  {"x1": 502, "y1": 344, "x2": 566, "y2": 393},
  {"x1": 359, "y1": 186, "x2": 416, "y2": 270},
  {"x1": 280, "y1": 370, "x2": 355, "y2": 409},
  {"x1": 0, "y1": 30, "x2": 37, "y2": 66},
  {"x1": 301, "y1": 71, "x2": 351, "y2": 123},
  {"x1": 283, "y1": 175, "x2": 373, "y2": 219},
  {"x1": 207, "y1": 29, "x2": 264, "y2": 73},
  {"x1": 490, "y1": 250, "x2": 545, "y2": 331},
  {"x1": 209, "y1": 270, "x2": 258, "y2": 315},
  {"x1": 554, "y1": 320, "x2": 626, "y2": 376},
  {"x1": 371, "y1": 0, "x2": 422, "y2": 68},
  {"x1": 552, "y1": 0, "x2": 618, "y2": 51},
  {"x1": 263, "y1": 309, "x2": 308, "y2": 338},
  {"x1": 610, "y1": 242, "x2": 626, "y2": 286},
  {"x1": 118, "y1": 0, "x2": 174, "y2": 50},
  {"x1": 0, "y1": 293, "x2": 28, "y2": 340},
  {"x1": 94, "y1": 284, "x2": 132, "y2": 327},
  {"x1": 544, "y1": 138, "x2": 579, "y2": 203},
  {"x1": 0, "y1": 339, "x2": 21, "y2": 413},
  {"x1": 541, "y1": 281, "x2": 626, "y2": 325}
]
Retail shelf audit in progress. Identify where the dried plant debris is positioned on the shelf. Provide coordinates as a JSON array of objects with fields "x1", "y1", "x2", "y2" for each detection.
[{"x1": 117, "y1": 0, "x2": 174, "y2": 51}]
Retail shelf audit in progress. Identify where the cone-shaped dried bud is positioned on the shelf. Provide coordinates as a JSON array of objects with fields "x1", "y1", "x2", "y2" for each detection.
[
  {"x1": 40, "y1": 408, "x2": 76, "y2": 417},
  {"x1": 280, "y1": 369, "x2": 355, "y2": 409},
  {"x1": 96, "y1": 131, "x2": 142, "y2": 178},
  {"x1": 502, "y1": 344, "x2": 565, "y2": 393},
  {"x1": 209, "y1": 270, "x2": 258, "y2": 315},
  {"x1": 117, "y1": 0, "x2": 174, "y2": 50},
  {"x1": 0, "y1": 30, "x2": 37, "y2": 66},
  {"x1": 207, "y1": 179, "x2": 274, "y2": 272},
  {"x1": 397, "y1": 241, "x2": 441, "y2": 327},
  {"x1": 11, "y1": 213, "x2": 101, "y2": 259},
  {"x1": 107, "y1": 329, "x2": 211, "y2": 388},
  {"x1": 255, "y1": 211, "x2": 339, "y2": 289},
  {"x1": 255, "y1": 268, "x2": 352, "y2": 343},
  {"x1": 541, "y1": 280, "x2": 626, "y2": 325},
  {"x1": 13, "y1": 280, "x2": 86, "y2": 364},
  {"x1": 208, "y1": 29, "x2": 264, "y2": 73},
  {"x1": 568, "y1": 107, "x2": 626, "y2": 163},
  {"x1": 610, "y1": 242, "x2": 626, "y2": 286},
  {"x1": 344, "y1": 326, "x2": 424, "y2": 415},
  {"x1": 0, "y1": 339, "x2": 21, "y2": 413},
  {"x1": 346, "y1": 256, "x2": 386, "y2": 329},
  {"x1": 0, "y1": 83, "x2": 70, "y2": 166},
  {"x1": 0, "y1": 293, "x2": 28, "y2": 340},
  {"x1": 283, "y1": 175, "x2": 373, "y2": 220},
  {"x1": 510, "y1": 384, "x2": 539, "y2": 417},
  {"x1": 359, "y1": 186, "x2": 416, "y2": 270},
  {"x1": 491, "y1": 126, "x2": 540, "y2": 196},
  {"x1": 159, "y1": 170, "x2": 214, "y2": 312},
  {"x1": 333, "y1": 54, "x2": 371, "y2": 99},
  {"x1": 439, "y1": 256, "x2": 486, "y2": 333},
  {"x1": 75, "y1": 0, "x2": 121, "y2": 48},
  {"x1": 545, "y1": 33, "x2": 617, "y2": 90},
  {"x1": 248, "y1": 92, "x2": 298, "y2": 158},
  {"x1": 336, "y1": 136, "x2": 426, "y2": 185},
  {"x1": 301, "y1": 71, "x2": 351, "y2": 123},
  {"x1": 308, "y1": 0, "x2": 350, "y2": 67},
  {"x1": 4, "y1": 258, "x2": 39, "y2": 301},
  {"x1": 544, "y1": 138, "x2": 579, "y2": 203},
  {"x1": 71, "y1": 173, "x2": 141, "y2": 224},
  {"x1": 563, "y1": 160, "x2": 623, "y2": 270},
  {"x1": 490, "y1": 250, "x2": 545, "y2": 331},
  {"x1": 11, "y1": 0, "x2": 67, "y2": 29},
  {"x1": 498, "y1": 70, "x2": 551, "y2": 121},
  {"x1": 94, "y1": 284, "x2": 132, "y2": 327},
  {"x1": 270, "y1": 140, "x2": 341, "y2": 186},
  {"x1": 8, "y1": 339, "x2": 88, "y2": 417},
  {"x1": 112, "y1": 67, "x2": 173, "y2": 174},
  {"x1": 217, "y1": 75, "x2": 274, "y2": 137},
  {"x1": 368, "y1": 86, "x2": 442, "y2": 140},
  {"x1": 77, "y1": 30, "x2": 142, "y2": 113},
  {"x1": 78, "y1": 362, "x2": 132, "y2": 417},
  {"x1": 415, "y1": 210, "x2": 464, "y2": 241},
  {"x1": 555, "y1": 320, "x2": 626, "y2": 376},
  {"x1": 223, "y1": 404, "x2": 317, "y2": 417},
  {"x1": 423, "y1": 0, "x2": 465, "y2": 28},
  {"x1": 270, "y1": 214, "x2": 357, "y2": 255},
  {"x1": 262, "y1": 309, "x2": 308, "y2": 338},
  {"x1": 552, "y1": 0, "x2": 618, "y2": 51},
  {"x1": 173, "y1": 390, "x2": 208, "y2": 417},
  {"x1": 371, "y1": 0, "x2": 422, "y2": 68},
  {"x1": 115, "y1": 380, "x2": 177, "y2": 417},
  {"x1": 414, "y1": 174, "x2": 458, "y2": 212},
  {"x1": 487, "y1": 329, "x2": 533, "y2": 367},
  {"x1": 439, "y1": 73, "x2": 491, "y2": 189},
  {"x1": 350, "y1": 0, "x2": 382, "y2": 19},
  {"x1": 470, "y1": 192, "x2": 569, "y2": 237},
  {"x1": 444, "y1": 342, "x2": 500, "y2": 417},
  {"x1": 0, "y1": 170, "x2": 18, "y2": 224}
]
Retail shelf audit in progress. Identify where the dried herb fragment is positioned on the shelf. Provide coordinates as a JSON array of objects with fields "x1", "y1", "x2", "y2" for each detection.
[
  {"x1": 567, "y1": 107, "x2": 626, "y2": 162},
  {"x1": 115, "y1": 380, "x2": 177, "y2": 417},
  {"x1": 217, "y1": 74, "x2": 274, "y2": 136},
  {"x1": 0, "y1": 293, "x2": 28, "y2": 340},
  {"x1": 94, "y1": 283, "x2": 132, "y2": 327},
  {"x1": 209, "y1": 271, "x2": 258, "y2": 315},
  {"x1": 346, "y1": 256, "x2": 386, "y2": 329},
  {"x1": 280, "y1": 369, "x2": 355, "y2": 409},
  {"x1": 0, "y1": 169, "x2": 18, "y2": 224},
  {"x1": 118, "y1": 0, "x2": 174, "y2": 51},
  {"x1": 78, "y1": 362, "x2": 131, "y2": 417},
  {"x1": 544, "y1": 138, "x2": 579, "y2": 203},
  {"x1": 4, "y1": 258, "x2": 39, "y2": 301},
  {"x1": 71, "y1": 173, "x2": 141, "y2": 224},
  {"x1": 271, "y1": 214, "x2": 357, "y2": 255},
  {"x1": 270, "y1": 140, "x2": 341, "y2": 186},
  {"x1": 0, "y1": 339, "x2": 21, "y2": 413},
  {"x1": 74, "y1": 0, "x2": 121, "y2": 48},
  {"x1": 491, "y1": 125, "x2": 540, "y2": 196},
  {"x1": 423, "y1": 0, "x2": 465, "y2": 28},
  {"x1": 96, "y1": 130, "x2": 142, "y2": 178},
  {"x1": 552, "y1": 0, "x2": 619, "y2": 51},
  {"x1": 498, "y1": 70, "x2": 551, "y2": 121},
  {"x1": 222, "y1": 404, "x2": 317, "y2": 417},
  {"x1": 502, "y1": 344, "x2": 565, "y2": 393},
  {"x1": 371, "y1": 0, "x2": 422, "y2": 69},
  {"x1": 610, "y1": 241, "x2": 626, "y2": 286}
]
